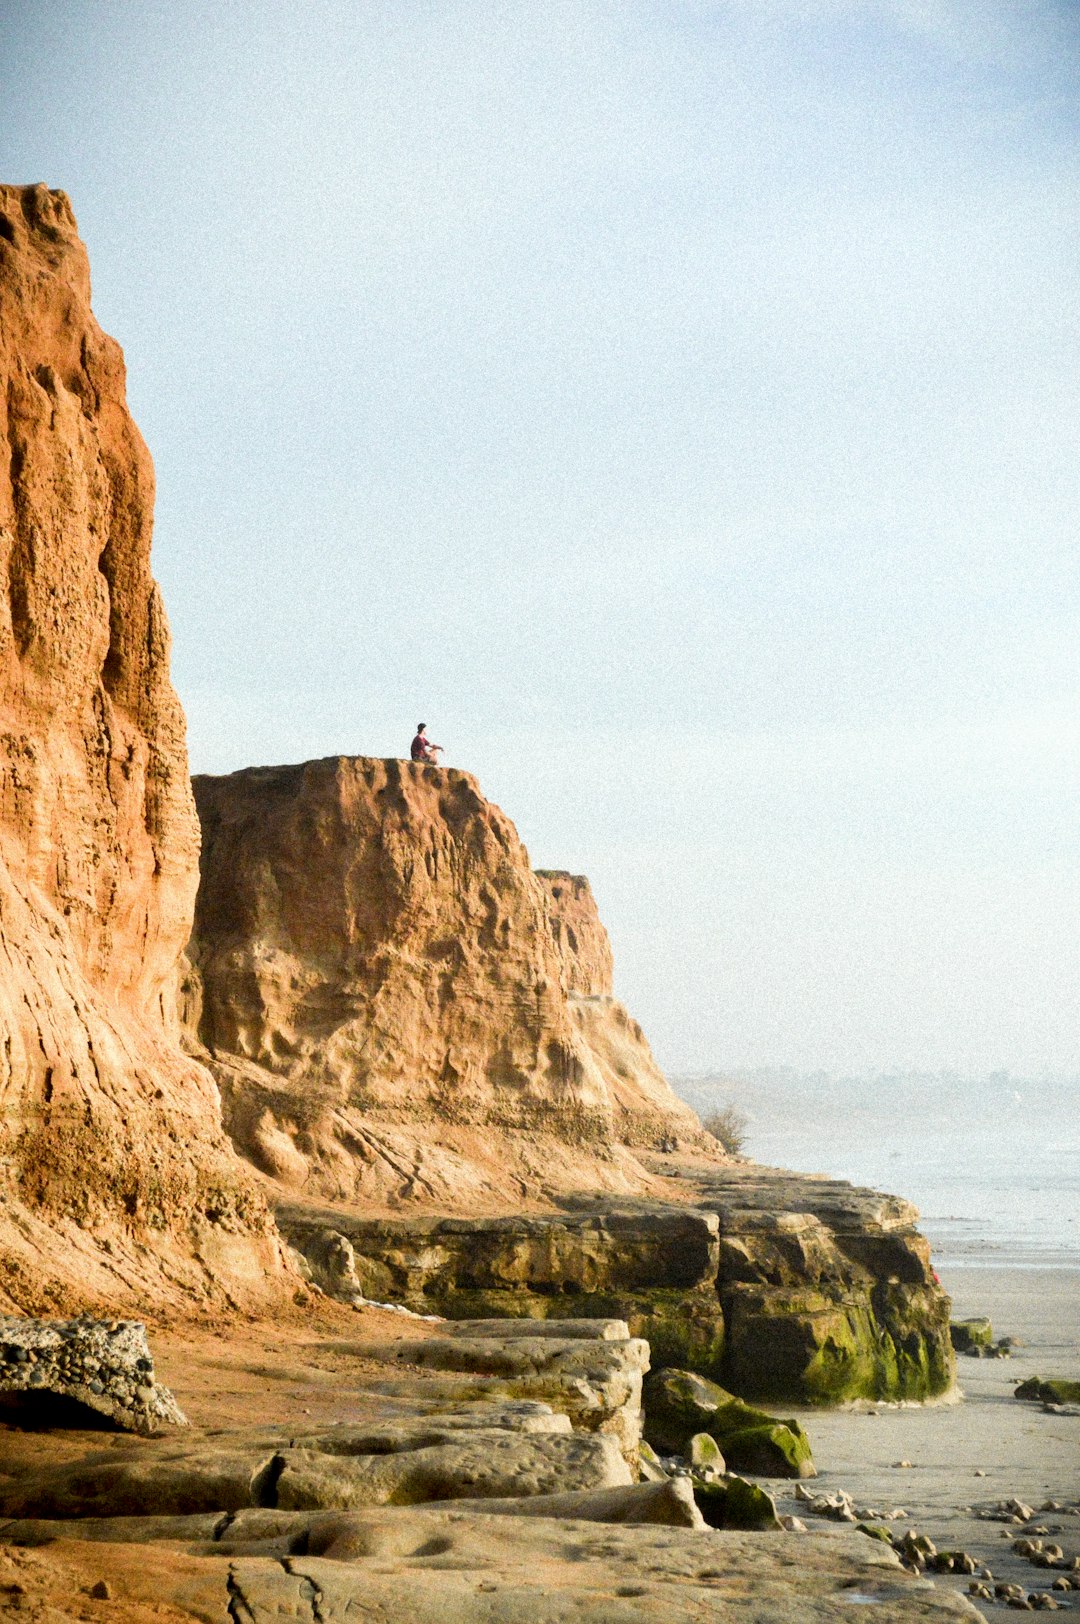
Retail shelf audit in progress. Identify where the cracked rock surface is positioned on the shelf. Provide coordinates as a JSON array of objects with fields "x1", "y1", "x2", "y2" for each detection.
[{"x1": 0, "y1": 1507, "x2": 988, "y2": 1622}]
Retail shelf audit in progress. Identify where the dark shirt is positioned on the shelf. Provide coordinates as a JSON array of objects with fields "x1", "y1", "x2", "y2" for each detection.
[{"x1": 411, "y1": 734, "x2": 428, "y2": 761}]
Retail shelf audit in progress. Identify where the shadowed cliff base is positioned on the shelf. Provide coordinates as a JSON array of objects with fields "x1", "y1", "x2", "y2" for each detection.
[{"x1": 185, "y1": 755, "x2": 713, "y2": 1213}]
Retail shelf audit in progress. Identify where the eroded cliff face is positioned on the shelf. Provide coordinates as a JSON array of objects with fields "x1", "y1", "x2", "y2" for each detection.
[
  {"x1": 189, "y1": 756, "x2": 709, "y2": 1209},
  {"x1": 0, "y1": 184, "x2": 283, "y2": 1311}
]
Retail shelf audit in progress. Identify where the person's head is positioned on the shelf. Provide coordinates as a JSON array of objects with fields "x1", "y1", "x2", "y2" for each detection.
[{"x1": 417, "y1": 723, "x2": 426, "y2": 734}]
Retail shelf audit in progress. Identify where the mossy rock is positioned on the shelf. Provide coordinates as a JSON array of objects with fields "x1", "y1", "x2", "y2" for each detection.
[
  {"x1": 720, "y1": 1422, "x2": 816, "y2": 1479},
  {"x1": 950, "y1": 1318, "x2": 993, "y2": 1353},
  {"x1": 642, "y1": 1368, "x2": 732, "y2": 1453},
  {"x1": 1014, "y1": 1377, "x2": 1080, "y2": 1404},
  {"x1": 721, "y1": 1281, "x2": 955, "y2": 1404},
  {"x1": 693, "y1": 1474, "x2": 780, "y2": 1530},
  {"x1": 642, "y1": 1368, "x2": 815, "y2": 1477},
  {"x1": 688, "y1": 1432, "x2": 725, "y2": 1472},
  {"x1": 857, "y1": 1524, "x2": 894, "y2": 1544}
]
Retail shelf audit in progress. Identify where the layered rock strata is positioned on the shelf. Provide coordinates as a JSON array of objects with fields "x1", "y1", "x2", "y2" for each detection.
[
  {"x1": 188, "y1": 755, "x2": 706, "y2": 1207},
  {"x1": 283, "y1": 1164, "x2": 955, "y2": 1403},
  {"x1": 0, "y1": 183, "x2": 280, "y2": 1311},
  {"x1": 329, "y1": 1318, "x2": 649, "y2": 1460},
  {"x1": 0, "y1": 1314, "x2": 185, "y2": 1434}
]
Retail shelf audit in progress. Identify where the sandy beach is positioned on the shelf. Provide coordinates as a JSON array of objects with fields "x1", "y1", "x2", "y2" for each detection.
[{"x1": 766, "y1": 1266, "x2": 1080, "y2": 1608}]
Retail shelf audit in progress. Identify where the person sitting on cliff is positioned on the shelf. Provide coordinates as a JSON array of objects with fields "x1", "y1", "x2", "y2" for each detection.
[{"x1": 410, "y1": 723, "x2": 443, "y2": 764}]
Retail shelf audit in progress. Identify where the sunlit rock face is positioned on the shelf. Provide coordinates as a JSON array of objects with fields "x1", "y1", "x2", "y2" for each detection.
[
  {"x1": 0, "y1": 184, "x2": 282, "y2": 1312},
  {"x1": 188, "y1": 755, "x2": 709, "y2": 1208}
]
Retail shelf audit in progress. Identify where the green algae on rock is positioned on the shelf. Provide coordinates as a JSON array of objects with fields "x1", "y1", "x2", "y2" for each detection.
[
  {"x1": 693, "y1": 1473, "x2": 781, "y2": 1530},
  {"x1": 1013, "y1": 1377, "x2": 1080, "y2": 1404},
  {"x1": 642, "y1": 1368, "x2": 816, "y2": 1479},
  {"x1": 950, "y1": 1318, "x2": 994, "y2": 1354},
  {"x1": 281, "y1": 1162, "x2": 955, "y2": 1407}
]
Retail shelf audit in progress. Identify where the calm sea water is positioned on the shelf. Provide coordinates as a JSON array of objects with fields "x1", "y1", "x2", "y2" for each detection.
[{"x1": 672, "y1": 1072, "x2": 1080, "y2": 1270}]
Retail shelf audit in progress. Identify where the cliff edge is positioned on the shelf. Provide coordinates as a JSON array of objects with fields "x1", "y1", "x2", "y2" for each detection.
[
  {"x1": 188, "y1": 755, "x2": 710, "y2": 1210},
  {"x1": 0, "y1": 184, "x2": 284, "y2": 1312}
]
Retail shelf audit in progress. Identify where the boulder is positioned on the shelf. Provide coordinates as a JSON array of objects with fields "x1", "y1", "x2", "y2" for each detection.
[
  {"x1": 951, "y1": 1319, "x2": 994, "y2": 1354},
  {"x1": 642, "y1": 1368, "x2": 815, "y2": 1478},
  {"x1": 0, "y1": 1315, "x2": 185, "y2": 1434},
  {"x1": 688, "y1": 1432, "x2": 725, "y2": 1473},
  {"x1": 720, "y1": 1422, "x2": 815, "y2": 1479},
  {"x1": 1014, "y1": 1378, "x2": 1080, "y2": 1405},
  {"x1": 693, "y1": 1474, "x2": 782, "y2": 1530}
]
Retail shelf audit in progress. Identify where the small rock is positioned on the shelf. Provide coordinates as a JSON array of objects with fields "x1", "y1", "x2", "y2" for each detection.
[{"x1": 88, "y1": 1580, "x2": 113, "y2": 1600}]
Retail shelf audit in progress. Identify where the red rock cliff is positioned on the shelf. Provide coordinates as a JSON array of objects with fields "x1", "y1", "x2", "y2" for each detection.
[
  {"x1": 0, "y1": 184, "x2": 282, "y2": 1311},
  {"x1": 189, "y1": 756, "x2": 707, "y2": 1211}
]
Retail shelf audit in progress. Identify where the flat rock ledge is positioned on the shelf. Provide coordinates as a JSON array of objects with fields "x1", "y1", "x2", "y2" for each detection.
[
  {"x1": 333, "y1": 1317, "x2": 648, "y2": 1459},
  {"x1": 0, "y1": 1507, "x2": 987, "y2": 1622},
  {"x1": 0, "y1": 1315, "x2": 186, "y2": 1435}
]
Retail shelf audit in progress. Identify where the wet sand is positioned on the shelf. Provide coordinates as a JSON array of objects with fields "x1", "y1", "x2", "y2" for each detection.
[{"x1": 770, "y1": 1266, "x2": 1080, "y2": 1609}]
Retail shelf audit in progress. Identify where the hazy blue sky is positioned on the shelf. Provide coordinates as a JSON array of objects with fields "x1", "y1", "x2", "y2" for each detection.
[{"x1": 5, "y1": 1, "x2": 1080, "y2": 1074}]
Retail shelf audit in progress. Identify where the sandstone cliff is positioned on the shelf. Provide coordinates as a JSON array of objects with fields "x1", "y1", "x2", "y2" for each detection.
[
  {"x1": 188, "y1": 756, "x2": 709, "y2": 1209},
  {"x1": 0, "y1": 184, "x2": 283, "y2": 1311}
]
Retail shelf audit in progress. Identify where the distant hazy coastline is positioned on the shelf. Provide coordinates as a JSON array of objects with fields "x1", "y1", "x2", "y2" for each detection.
[{"x1": 672, "y1": 1069, "x2": 1080, "y2": 1269}]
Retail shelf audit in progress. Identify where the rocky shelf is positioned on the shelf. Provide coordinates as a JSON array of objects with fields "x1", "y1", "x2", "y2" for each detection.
[{"x1": 281, "y1": 1162, "x2": 955, "y2": 1405}]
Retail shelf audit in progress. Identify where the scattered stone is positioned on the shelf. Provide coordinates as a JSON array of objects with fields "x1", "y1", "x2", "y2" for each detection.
[
  {"x1": 0, "y1": 1316, "x2": 185, "y2": 1436},
  {"x1": 87, "y1": 1580, "x2": 112, "y2": 1600},
  {"x1": 980, "y1": 1498, "x2": 1037, "y2": 1524}
]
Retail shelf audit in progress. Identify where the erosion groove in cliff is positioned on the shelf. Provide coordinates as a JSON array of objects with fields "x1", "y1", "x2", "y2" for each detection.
[
  {"x1": 188, "y1": 755, "x2": 708, "y2": 1209},
  {"x1": 0, "y1": 183, "x2": 282, "y2": 1311}
]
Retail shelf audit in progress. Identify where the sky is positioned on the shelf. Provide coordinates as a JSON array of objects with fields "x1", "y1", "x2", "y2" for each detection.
[{"x1": 4, "y1": 0, "x2": 1080, "y2": 1076}]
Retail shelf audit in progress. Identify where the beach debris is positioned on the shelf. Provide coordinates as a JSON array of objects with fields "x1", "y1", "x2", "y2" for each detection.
[
  {"x1": 979, "y1": 1497, "x2": 1037, "y2": 1523},
  {"x1": 793, "y1": 1483, "x2": 907, "y2": 1523},
  {"x1": 891, "y1": 1459, "x2": 915, "y2": 1469}
]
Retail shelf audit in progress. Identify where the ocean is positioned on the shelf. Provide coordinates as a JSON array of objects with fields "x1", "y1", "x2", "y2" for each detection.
[{"x1": 672, "y1": 1070, "x2": 1080, "y2": 1271}]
